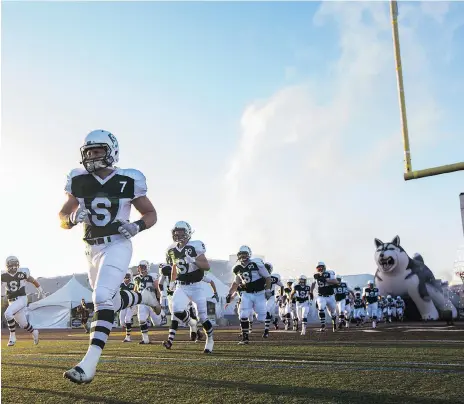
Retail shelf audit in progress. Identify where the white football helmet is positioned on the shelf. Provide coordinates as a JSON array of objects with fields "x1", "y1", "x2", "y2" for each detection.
[
  {"x1": 124, "y1": 271, "x2": 132, "y2": 282},
  {"x1": 138, "y1": 260, "x2": 149, "y2": 275},
  {"x1": 298, "y1": 275, "x2": 307, "y2": 285},
  {"x1": 367, "y1": 280, "x2": 374, "y2": 287},
  {"x1": 5, "y1": 256, "x2": 19, "y2": 274},
  {"x1": 80, "y1": 129, "x2": 119, "y2": 173},
  {"x1": 237, "y1": 245, "x2": 252, "y2": 264},
  {"x1": 171, "y1": 221, "x2": 193, "y2": 243},
  {"x1": 316, "y1": 261, "x2": 326, "y2": 272},
  {"x1": 387, "y1": 294, "x2": 392, "y2": 299}
]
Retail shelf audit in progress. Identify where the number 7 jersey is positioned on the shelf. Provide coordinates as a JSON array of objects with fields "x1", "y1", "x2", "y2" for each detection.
[{"x1": 65, "y1": 167, "x2": 147, "y2": 240}]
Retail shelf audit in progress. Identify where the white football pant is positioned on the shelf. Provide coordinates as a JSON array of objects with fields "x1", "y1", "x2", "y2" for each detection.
[
  {"x1": 4, "y1": 296, "x2": 29, "y2": 328},
  {"x1": 296, "y1": 301, "x2": 310, "y2": 322},
  {"x1": 239, "y1": 291, "x2": 267, "y2": 322},
  {"x1": 316, "y1": 295, "x2": 337, "y2": 317},
  {"x1": 366, "y1": 302, "x2": 378, "y2": 319},
  {"x1": 336, "y1": 300, "x2": 346, "y2": 316},
  {"x1": 85, "y1": 236, "x2": 132, "y2": 311},
  {"x1": 172, "y1": 283, "x2": 207, "y2": 323}
]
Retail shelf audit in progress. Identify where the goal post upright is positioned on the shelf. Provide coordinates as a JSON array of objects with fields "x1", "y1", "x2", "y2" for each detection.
[{"x1": 389, "y1": 1, "x2": 464, "y2": 181}]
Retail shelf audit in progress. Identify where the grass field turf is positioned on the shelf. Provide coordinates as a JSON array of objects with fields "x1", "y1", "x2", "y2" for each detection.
[{"x1": 2, "y1": 323, "x2": 463, "y2": 404}]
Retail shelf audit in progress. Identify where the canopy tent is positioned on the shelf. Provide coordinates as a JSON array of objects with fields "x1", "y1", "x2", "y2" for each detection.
[{"x1": 28, "y1": 276, "x2": 92, "y2": 328}]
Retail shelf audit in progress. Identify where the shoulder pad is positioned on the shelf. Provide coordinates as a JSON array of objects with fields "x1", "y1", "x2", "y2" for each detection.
[
  {"x1": 189, "y1": 240, "x2": 206, "y2": 255},
  {"x1": 118, "y1": 168, "x2": 147, "y2": 199},
  {"x1": 232, "y1": 265, "x2": 241, "y2": 274},
  {"x1": 21, "y1": 268, "x2": 31, "y2": 277},
  {"x1": 65, "y1": 168, "x2": 88, "y2": 194}
]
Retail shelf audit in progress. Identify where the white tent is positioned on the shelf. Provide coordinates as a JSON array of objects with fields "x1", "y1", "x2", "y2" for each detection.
[{"x1": 28, "y1": 276, "x2": 92, "y2": 328}]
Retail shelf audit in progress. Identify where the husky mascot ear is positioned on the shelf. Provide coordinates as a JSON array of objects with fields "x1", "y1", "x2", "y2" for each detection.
[
  {"x1": 374, "y1": 238, "x2": 383, "y2": 248},
  {"x1": 391, "y1": 236, "x2": 400, "y2": 247}
]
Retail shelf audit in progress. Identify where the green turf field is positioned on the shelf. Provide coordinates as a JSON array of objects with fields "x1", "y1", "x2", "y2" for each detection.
[{"x1": 2, "y1": 326, "x2": 463, "y2": 404}]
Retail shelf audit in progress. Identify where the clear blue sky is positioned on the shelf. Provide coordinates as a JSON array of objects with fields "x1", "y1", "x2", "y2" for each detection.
[{"x1": 1, "y1": 1, "x2": 463, "y2": 282}]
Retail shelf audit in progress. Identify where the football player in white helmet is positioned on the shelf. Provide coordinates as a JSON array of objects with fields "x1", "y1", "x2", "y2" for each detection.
[
  {"x1": 362, "y1": 280, "x2": 380, "y2": 329},
  {"x1": 61, "y1": 129, "x2": 160, "y2": 384},
  {"x1": 2, "y1": 256, "x2": 44, "y2": 346},
  {"x1": 290, "y1": 275, "x2": 312, "y2": 335},
  {"x1": 226, "y1": 246, "x2": 272, "y2": 344},
  {"x1": 264, "y1": 262, "x2": 284, "y2": 333},
  {"x1": 134, "y1": 261, "x2": 162, "y2": 344},
  {"x1": 310, "y1": 262, "x2": 339, "y2": 332},
  {"x1": 163, "y1": 221, "x2": 214, "y2": 353}
]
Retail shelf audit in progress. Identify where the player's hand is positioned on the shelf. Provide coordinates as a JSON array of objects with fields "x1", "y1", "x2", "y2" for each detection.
[
  {"x1": 70, "y1": 207, "x2": 91, "y2": 225},
  {"x1": 168, "y1": 281, "x2": 176, "y2": 293},
  {"x1": 226, "y1": 294, "x2": 232, "y2": 304},
  {"x1": 212, "y1": 293, "x2": 219, "y2": 302},
  {"x1": 118, "y1": 222, "x2": 140, "y2": 239},
  {"x1": 265, "y1": 290, "x2": 272, "y2": 300}
]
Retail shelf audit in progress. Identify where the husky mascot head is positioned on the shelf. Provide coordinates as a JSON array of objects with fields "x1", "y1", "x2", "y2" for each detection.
[{"x1": 374, "y1": 235, "x2": 409, "y2": 274}]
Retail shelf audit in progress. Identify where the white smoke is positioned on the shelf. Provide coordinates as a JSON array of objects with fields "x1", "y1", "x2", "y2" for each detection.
[{"x1": 220, "y1": 2, "x2": 463, "y2": 279}]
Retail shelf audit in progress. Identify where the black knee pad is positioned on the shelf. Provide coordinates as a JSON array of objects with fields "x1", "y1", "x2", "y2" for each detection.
[
  {"x1": 175, "y1": 310, "x2": 189, "y2": 322},
  {"x1": 170, "y1": 319, "x2": 179, "y2": 330},
  {"x1": 202, "y1": 319, "x2": 213, "y2": 332}
]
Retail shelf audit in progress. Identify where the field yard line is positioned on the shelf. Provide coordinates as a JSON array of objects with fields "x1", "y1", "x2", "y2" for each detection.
[{"x1": 9, "y1": 353, "x2": 464, "y2": 368}]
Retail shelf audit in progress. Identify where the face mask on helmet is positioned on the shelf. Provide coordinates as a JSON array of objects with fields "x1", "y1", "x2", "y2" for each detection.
[
  {"x1": 80, "y1": 130, "x2": 119, "y2": 173},
  {"x1": 171, "y1": 221, "x2": 192, "y2": 243},
  {"x1": 6, "y1": 257, "x2": 19, "y2": 274},
  {"x1": 299, "y1": 277, "x2": 306, "y2": 286},
  {"x1": 138, "y1": 261, "x2": 149, "y2": 276},
  {"x1": 237, "y1": 246, "x2": 252, "y2": 264},
  {"x1": 124, "y1": 274, "x2": 131, "y2": 282},
  {"x1": 316, "y1": 265, "x2": 326, "y2": 273}
]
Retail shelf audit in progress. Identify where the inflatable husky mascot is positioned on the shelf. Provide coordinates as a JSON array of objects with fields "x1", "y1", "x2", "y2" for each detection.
[{"x1": 374, "y1": 236, "x2": 457, "y2": 320}]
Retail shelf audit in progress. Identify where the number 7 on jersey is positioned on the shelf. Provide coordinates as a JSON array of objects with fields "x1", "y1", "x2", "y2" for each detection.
[{"x1": 119, "y1": 181, "x2": 127, "y2": 192}]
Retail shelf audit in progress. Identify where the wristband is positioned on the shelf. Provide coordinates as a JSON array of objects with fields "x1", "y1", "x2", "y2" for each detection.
[{"x1": 134, "y1": 219, "x2": 147, "y2": 232}]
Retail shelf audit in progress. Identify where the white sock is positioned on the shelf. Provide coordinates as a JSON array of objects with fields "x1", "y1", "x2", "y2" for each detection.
[
  {"x1": 142, "y1": 333, "x2": 149, "y2": 343},
  {"x1": 78, "y1": 345, "x2": 102, "y2": 375},
  {"x1": 10, "y1": 332, "x2": 16, "y2": 339}
]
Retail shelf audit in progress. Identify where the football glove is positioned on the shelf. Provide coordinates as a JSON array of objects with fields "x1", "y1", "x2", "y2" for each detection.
[
  {"x1": 70, "y1": 207, "x2": 91, "y2": 225},
  {"x1": 226, "y1": 294, "x2": 232, "y2": 304},
  {"x1": 211, "y1": 293, "x2": 219, "y2": 302},
  {"x1": 118, "y1": 222, "x2": 140, "y2": 239}
]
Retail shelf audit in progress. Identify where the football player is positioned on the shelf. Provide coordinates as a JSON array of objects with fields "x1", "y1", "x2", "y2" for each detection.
[
  {"x1": 396, "y1": 296, "x2": 405, "y2": 321},
  {"x1": 264, "y1": 262, "x2": 284, "y2": 335},
  {"x1": 311, "y1": 262, "x2": 338, "y2": 332},
  {"x1": 284, "y1": 280, "x2": 298, "y2": 331},
  {"x1": 163, "y1": 221, "x2": 214, "y2": 353},
  {"x1": 333, "y1": 275, "x2": 352, "y2": 329},
  {"x1": 119, "y1": 272, "x2": 135, "y2": 342},
  {"x1": 290, "y1": 275, "x2": 312, "y2": 335},
  {"x1": 134, "y1": 260, "x2": 161, "y2": 344},
  {"x1": 60, "y1": 129, "x2": 160, "y2": 384},
  {"x1": 2, "y1": 256, "x2": 43, "y2": 346},
  {"x1": 362, "y1": 280, "x2": 379, "y2": 328},
  {"x1": 352, "y1": 288, "x2": 364, "y2": 326},
  {"x1": 226, "y1": 246, "x2": 272, "y2": 344},
  {"x1": 386, "y1": 295, "x2": 396, "y2": 323}
]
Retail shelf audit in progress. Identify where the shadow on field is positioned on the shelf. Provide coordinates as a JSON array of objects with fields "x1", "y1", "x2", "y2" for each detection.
[
  {"x1": 3, "y1": 362, "x2": 457, "y2": 404},
  {"x1": 1, "y1": 386, "x2": 132, "y2": 404}
]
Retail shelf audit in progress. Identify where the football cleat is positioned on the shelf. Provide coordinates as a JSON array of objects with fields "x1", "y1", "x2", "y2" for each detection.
[
  {"x1": 139, "y1": 340, "x2": 151, "y2": 345},
  {"x1": 63, "y1": 366, "x2": 94, "y2": 384},
  {"x1": 162, "y1": 340, "x2": 172, "y2": 349},
  {"x1": 7, "y1": 339, "x2": 16, "y2": 347},
  {"x1": 238, "y1": 335, "x2": 249, "y2": 345},
  {"x1": 190, "y1": 331, "x2": 197, "y2": 341},
  {"x1": 32, "y1": 330, "x2": 39, "y2": 345},
  {"x1": 123, "y1": 336, "x2": 131, "y2": 343},
  {"x1": 318, "y1": 325, "x2": 326, "y2": 332},
  {"x1": 262, "y1": 329, "x2": 270, "y2": 339},
  {"x1": 203, "y1": 336, "x2": 214, "y2": 353}
]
